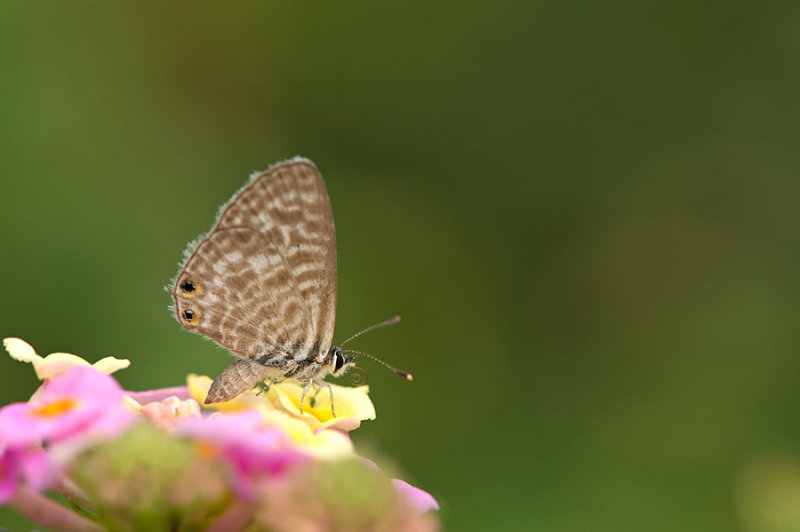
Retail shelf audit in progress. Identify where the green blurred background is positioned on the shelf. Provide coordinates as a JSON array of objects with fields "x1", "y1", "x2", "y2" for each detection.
[{"x1": 2, "y1": 2, "x2": 800, "y2": 530}]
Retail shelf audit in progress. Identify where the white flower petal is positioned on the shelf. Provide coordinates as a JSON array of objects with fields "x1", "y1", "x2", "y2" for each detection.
[
  {"x1": 3, "y1": 337, "x2": 42, "y2": 363},
  {"x1": 34, "y1": 353, "x2": 92, "y2": 380},
  {"x1": 92, "y1": 356, "x2": 131, "y2": 374}
]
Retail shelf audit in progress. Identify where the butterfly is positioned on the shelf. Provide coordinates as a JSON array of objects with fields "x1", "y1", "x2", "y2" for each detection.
[{"x1": 169, "y1": 157, "x2": 409, "y2": 415}]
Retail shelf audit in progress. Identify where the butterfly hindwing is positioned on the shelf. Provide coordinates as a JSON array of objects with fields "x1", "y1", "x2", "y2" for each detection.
[{"x1": 171, "y1": 158, "x2": 338, "y2": 380}]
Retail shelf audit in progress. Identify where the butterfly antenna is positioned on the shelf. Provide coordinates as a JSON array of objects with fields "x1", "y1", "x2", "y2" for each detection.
[
  {"x1": 342, "y1": 349, "x2": 414, "y2": 381},
  {"x1": 339, "y1": 315, "x2": 402, "y2": 347}
]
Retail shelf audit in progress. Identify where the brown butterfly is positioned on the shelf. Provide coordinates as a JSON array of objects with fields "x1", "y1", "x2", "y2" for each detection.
[{"x1": 169, "y1": 158, "x2": 410, "y2": 415}]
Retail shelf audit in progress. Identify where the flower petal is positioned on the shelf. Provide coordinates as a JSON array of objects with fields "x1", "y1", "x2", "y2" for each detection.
[
  {"x1": 33, "y1": 354, "x2": 92, "y2": 380},
  {"x1": 122, "y1": 395, "x2": 142, "y2": 411},
  {"x1": 125, "y1": 386, "x2": 191, "y2": 405},
  {"x1": 91, "y1": 356, "x2": 131, "y2": 375},
  {"x1": 391, "y1": 479, "x2": 440, "y2": 513},
  {"x1": 0, "y1": 447, "x2": 57, "y2": 502},
  {"x1": 0, "y1": 403, "x2": 47, "y2": 448},
  {"x1": 3, "y1": 338, "x2": 41, "y2": 364},
  {"x1": 1, "y1": 367, "x2": 135, "y2": 450},
  {"x1": 320, "y1": 417, "x2": 364, "y2": 432},
  {"x1": 300, "y1": 429, "x2": 353, "y2": 460},
  {"x1": 176, "y1": 410, "x2": 308, "y2": 497},
  {"x1": 140, "y1": 397, "x2": 202, "y2": 429},
  {"x1": 0, "y1": 449, "x2": 21, "y2": 503},
  {"x1": 19, "y1": 448, "x2": 55, "y2": 492},
  {"x1": 255, "y1": 406, "x2": 354, "y2": 460},
  {"x1": 267, "y1": 382, "x2": 375, "y2": 431}
]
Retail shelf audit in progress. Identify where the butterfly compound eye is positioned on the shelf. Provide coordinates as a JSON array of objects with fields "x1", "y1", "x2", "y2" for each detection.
[{"x1": 333, "y1": 347, "x2": 345, "y2": 372}]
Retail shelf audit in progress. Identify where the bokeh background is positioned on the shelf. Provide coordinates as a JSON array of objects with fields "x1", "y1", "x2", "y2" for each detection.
[{"x1": 2, "y1": 2, "x2": 800, "y2": 530}]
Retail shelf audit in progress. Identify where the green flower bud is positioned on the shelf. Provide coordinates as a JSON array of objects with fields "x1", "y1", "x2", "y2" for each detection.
[{"x1": 70, "y1": 424, "x2": 231, "y2": 531}]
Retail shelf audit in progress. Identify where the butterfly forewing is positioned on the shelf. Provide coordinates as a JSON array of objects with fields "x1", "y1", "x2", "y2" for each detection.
[{"x1": 171, "y1": 159, "x2": 337, "y2": 388}]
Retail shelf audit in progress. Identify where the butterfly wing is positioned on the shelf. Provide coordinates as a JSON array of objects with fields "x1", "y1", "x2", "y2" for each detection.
[{"x1": 171, "y1": 158, "x2": 337, "y2": 400}]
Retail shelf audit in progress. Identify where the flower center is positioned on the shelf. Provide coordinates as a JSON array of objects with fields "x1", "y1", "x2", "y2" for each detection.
[{"x1": 32, "y1": 398, "x2": 78, "y2": 417}]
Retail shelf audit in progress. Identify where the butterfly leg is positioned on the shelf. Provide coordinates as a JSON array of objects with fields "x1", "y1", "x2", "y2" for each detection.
[
  {"x1": 255, "y1": 378, "x2": 277, "y2": 397},
  {"x1": 314, "y1": 380, "x2": 336, "y2": 418},
  {"x1": 299, "y1": 379, "x2": 314, "y2": 415}
]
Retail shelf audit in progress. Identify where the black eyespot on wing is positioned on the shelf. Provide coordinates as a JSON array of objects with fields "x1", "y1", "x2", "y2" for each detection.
[
  {"x1": 182, "y1": 309, "x2": 196, "y2": 322},
  {"x1": 180, "y1": 280, "x2": 196, "y2": 294}
]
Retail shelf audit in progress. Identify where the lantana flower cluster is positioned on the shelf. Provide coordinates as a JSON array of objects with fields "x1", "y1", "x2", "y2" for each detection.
[{"x1": 0, "y1": 338, "x2": 439, "y2": 531}]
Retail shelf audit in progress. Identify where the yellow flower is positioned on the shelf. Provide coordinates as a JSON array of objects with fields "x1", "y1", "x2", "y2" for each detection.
[
  {"x1": 3, "y1": 337, "x2": 130, "y2": 380},
  {"x1": 266, "y1": 382, "x2": 376, "y2": 432},
  {"x1": 257, "y1": 407, "x2": 354, "y2": 461},
  {"x1": 187, "y1": 374, "x2": 375, "y2": 432},
  {"x1": 187, "y1": 374, "x2": 354, "y2": 460}
]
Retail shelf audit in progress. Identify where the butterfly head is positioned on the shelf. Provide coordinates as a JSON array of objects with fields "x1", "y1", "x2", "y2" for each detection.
[{"x1": 329, "y1": 346, "x2": 356, "y2": 377}]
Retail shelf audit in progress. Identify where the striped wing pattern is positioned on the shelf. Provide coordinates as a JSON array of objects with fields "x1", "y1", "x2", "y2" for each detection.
[{"x1": 171, "y1": 158, "x2": 337, "y2": 401}]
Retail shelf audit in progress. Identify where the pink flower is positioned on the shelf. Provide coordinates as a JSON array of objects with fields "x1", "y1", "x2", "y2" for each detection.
[
  {"x1": 391, "y1": 479, "x2": 439, "y2": 514},
  {"x1": 176, "y1": 410, "x2": 307, "y2": 498},
  {"x1": 0, "y1": 448, "x2": 23, "y2": 502},
  {"x1": 0, "y1": 366, "x2": 135, "y2": 449},
  {"x1": 0, "y1": 447, "x2": 53, "y2": 503},
  {"x1": 125, "y1": 386, "x2": 191, "y2": 405},
  {"x1": 0, "y1": 343, "x2": 440, "y2": 530},
  {"x1": 361, "y1": 458, "x2": 439, "y2": 514},
  {"x1": 137, "y1": 396, "x2": 201, "y2": 429}
]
